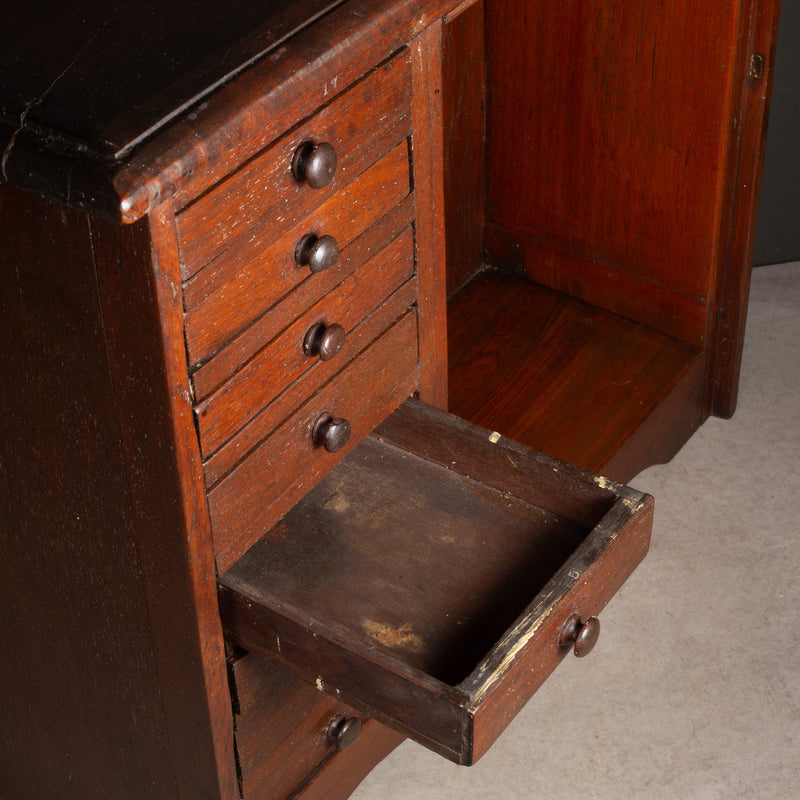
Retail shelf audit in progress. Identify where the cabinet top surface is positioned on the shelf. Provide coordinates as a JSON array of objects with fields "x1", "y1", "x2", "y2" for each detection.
[{"x1": 0, "y1": 0, "x2": 343, "y2": 161}]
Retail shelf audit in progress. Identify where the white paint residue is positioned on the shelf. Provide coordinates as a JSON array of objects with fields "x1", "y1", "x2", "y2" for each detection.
[
  {"x1": 315, "y1": 676, "x2": 325, "y2": 692},
  {"x1": 488, "y1": 431, "x2": 502, "y2": 444}
]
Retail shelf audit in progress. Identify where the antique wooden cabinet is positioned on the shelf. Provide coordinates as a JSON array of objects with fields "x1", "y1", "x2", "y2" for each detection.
[{"x1": 0, "y1": 1, "x2": 779, "y2": 798}]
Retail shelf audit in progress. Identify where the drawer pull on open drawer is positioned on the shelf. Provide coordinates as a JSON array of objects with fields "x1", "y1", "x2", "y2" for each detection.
[
  {"x1": 292, "y1": 140, "x2": 338, "y2": 189},
  {"x1": 559, "y1": 613, "x2": 601, "y2": 657}
]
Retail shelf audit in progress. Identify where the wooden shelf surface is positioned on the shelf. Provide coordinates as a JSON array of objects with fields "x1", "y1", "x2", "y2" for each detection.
[{"x1": 447, "y1": 270, "x2": 707, "y2": 481}]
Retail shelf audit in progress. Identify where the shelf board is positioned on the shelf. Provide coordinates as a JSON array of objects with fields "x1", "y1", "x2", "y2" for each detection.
[{"x1": 447, "y1": 270, "x2": 707, "y2": 481}]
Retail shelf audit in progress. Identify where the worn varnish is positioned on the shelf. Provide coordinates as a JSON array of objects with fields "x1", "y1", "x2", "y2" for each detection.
[
  {"x1": 218, "y1": 401, "x2": 653, "y2": 765},
  {"x1": 1, "y1": 0, "x2": 778, "y2": 797}
]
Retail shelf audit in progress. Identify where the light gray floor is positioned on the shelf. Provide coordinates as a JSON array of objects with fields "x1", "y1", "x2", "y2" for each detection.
[{"x1": 352, "y1": 262, "x2": 800, "y2": 800}]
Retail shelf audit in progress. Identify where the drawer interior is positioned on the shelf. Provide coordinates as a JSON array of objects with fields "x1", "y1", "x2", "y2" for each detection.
[{"x1": 218, "y1": 400, "x2": 653, "y2": 765}]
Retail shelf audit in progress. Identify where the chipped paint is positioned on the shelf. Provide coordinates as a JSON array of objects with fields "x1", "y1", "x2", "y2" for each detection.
[
  {"x1": 488, "y1": 431, "x2": 502, "y2": 444},
  {"x1": 594, "y1": 474, "x2": 621, "y2": 492},
  {"x1": 315, "y1": 676, "x2": 325, "y2": 692}
]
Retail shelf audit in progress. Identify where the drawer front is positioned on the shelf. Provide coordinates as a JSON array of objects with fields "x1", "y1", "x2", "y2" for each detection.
[
  {"x1": 218, "y1": 400, "x2": 653, "y2": 765},
  {"x1": 231, "y1": 653, "x2": 366, "y2": 800},
  {"x1": 208, "y1": 309, "x2": 420, "y2": 572},
  {"x1": 183, "y1": 140, "x2": 411, "y2": 367},
  {"x1": 195, "y1": 226, "x2": 416, "y2": 461},
  {"x1": 176, "y1": 50, "x2": 412, "y2": 283}
]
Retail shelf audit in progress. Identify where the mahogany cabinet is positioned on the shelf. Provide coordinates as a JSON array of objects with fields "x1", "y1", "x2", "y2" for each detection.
[{"x1": 0, "y1": 1, "x2": 778, "y2": 798}]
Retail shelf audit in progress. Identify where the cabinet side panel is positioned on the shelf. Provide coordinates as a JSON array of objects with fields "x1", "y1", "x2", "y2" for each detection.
[
  {"x1": 0, "y1": 185, "x2": 179, "y2": 798},
  {"x1": 485, "y1": 0, "x2": 743, "y2": 334},
  {"x1": 91, "y1": 206, "x2": 238, "y2": 800},
  {"x1": 709, "y1": 0, "x2": 782, "y2": 417}
]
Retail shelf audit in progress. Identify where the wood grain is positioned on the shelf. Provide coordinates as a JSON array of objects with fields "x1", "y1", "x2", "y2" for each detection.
[
  {"x1": 208, "y1": 310, "x2": 420, "y2": 572},
  {"x1": 0, "y1": 185, "x2": 236, "y2": 798},
  {"x1": 176, "y1": 51, "x2": 412, "y2": 280},
  {"x1": 195, "y1": 228, "x2": 415, "y2": 458},
  {"x1": 184, "y1": 142, "x2": 411, "y2": 365},
  {"x1": 448, "y1": 271, "x2": 706, "y2": 481},
  {"x1": 218, "y1": 400, "x2": 653, "y2": 765}
]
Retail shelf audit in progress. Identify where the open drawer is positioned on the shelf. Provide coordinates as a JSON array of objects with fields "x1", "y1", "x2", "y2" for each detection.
[{"x1": 218, "y1": 400, "x2": 653, "y2": 765}]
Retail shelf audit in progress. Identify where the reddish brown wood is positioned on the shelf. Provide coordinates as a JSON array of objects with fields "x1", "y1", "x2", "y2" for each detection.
[
  {"x1": 195, "y1": 229, "x2": 415, "y2": 457},
  {"x1": 709, "y1": 0, "x2": 782, "y2": 417},
  {"x1": 191, "y1": 196, "x2": 415, "y2": 401},
  {"x1": 484, "y1": 224, "x2": 710, "y2": 349},
  {"x1": 117, "y1": 0, "x2": 460, "y2": 223},
  {"x1": 486, "y1": 0, "x2": 742, "y2": 304},
  {"x1": 411, "y1": 21, "x2": 450, "y2": 409},
  {"x1": 209, "y1": 311, "x2": 420, "y2": 572},
  {"x1": 447, "y1": 271, "x2": 705, "y2": 481},
  {"x1": 176, "y1": 52, "x2": 412, "y2": 280},
  {"x1": 202, "y1": 277, "x2": 418, "y2": 489},
  {"x1": 442, "y1": 0, "x2": 486, "y2": 296},
  {"x1": 184, "y1": 142, "x2": 411, "y2": 364},
  {"x1": 218, "y1": 400, "x2": 653, "y2": 765}
]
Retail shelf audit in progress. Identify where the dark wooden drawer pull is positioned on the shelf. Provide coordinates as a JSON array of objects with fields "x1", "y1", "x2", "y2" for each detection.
[
  {"x1": 292, "y1": 141, "x2": 337, "y2": 189},
  {"x1": 326, "y1": 715, "x2": 362, "y2": 751},
  {"x1": 304, "y1": 322, "x2": 346, "y2": 362},
  {"x1": 312, "y1": 412, "x2": 351, "y2": 453},
  {"x1": 559, "y1": 613, "x2": 600, "y2": 658},
  {"x1": 294, "y1": 233, "x2": 340, "y2": 273}
]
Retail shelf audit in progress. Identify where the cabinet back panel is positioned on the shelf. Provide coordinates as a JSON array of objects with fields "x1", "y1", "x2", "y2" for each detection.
[{"x1": 485, "y1": 0, "x2": 742, "y2": 321}]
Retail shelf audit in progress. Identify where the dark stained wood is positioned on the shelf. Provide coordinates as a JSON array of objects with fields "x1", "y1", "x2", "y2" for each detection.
[
  {"x1": 209, "y1": 310, "x2": 420, "y2": 572},
  {"x1": 195, "y1": 229, "x2": 415, "y2": 458},
  {"x1": 218, "y1": 400, "x2": 653, "y2": 765},
  {"x1": 231, "y1": 653, "x2": 366, "y2": 799},
  {"x1": 0, "y1": 183, "x2": 236, "y2": 798},
  {"x1": 0, "y1": 184, "x2": 175, "y2": 798},
  {"x1": 2, "y1": 0, "x2": 780, "y2": 796},
  {"x1": 294, "y1": 719, "x2": 405, "y2": 800},
  {"x1": 447, "y1": 271, "x2": 705, "y2": 482},
  {"x1": 0, "y1": 1, "x2": 344, "y2": 160},
  {"x1": 90, "y1": 202, "x2": 238, "y2": 799}
]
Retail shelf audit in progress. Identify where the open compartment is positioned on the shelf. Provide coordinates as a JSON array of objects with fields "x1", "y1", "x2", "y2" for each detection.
[{"x1": 218, "y1": 400, "x2": 653, "y2": 765}]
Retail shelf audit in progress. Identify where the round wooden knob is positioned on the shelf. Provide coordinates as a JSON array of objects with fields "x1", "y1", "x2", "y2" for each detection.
[
  {"x1": 294, "y1": 233, "x2": 340, "y2": 273},
  {"x1": 312, "y1": 413, "x2": 351, "y2": 453},
  {"x1": 304, "y1": 322, "x2": 346, "y2": 361},
  {"x1": 559, "y1": 613, "x2": 600, "y2": 658},
  {"x1": 327, "y1": 715, "x2": 362, "y2": 751},
  {"x1": 292, "y1": 141, "x2": 337, "y2": 189}
]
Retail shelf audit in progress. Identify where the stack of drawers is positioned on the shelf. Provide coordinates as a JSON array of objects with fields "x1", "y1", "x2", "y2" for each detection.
[{"x1": 176, "y1": 52, "x2": 422, "y2": 573}]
